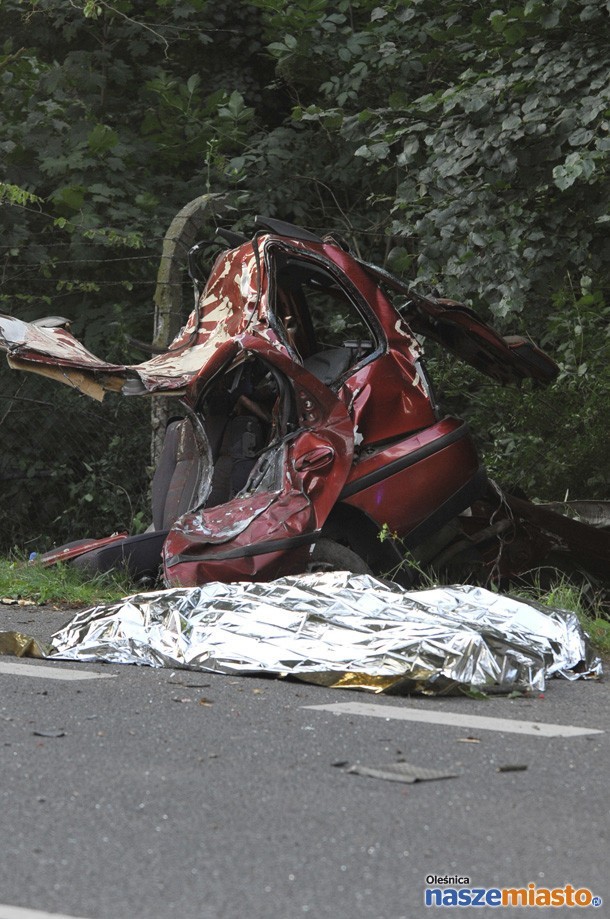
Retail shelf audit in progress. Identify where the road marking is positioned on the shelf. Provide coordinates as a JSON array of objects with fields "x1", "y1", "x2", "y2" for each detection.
[
  {"x1": 304, "y1": 701, "x2": 603, "y2": 738},
  {"x1": 0, "y1": 661, "x2": 115, "y2": 681},
  {"x1": 0, "y1": 906, "x2": 91, "y2": 919}
]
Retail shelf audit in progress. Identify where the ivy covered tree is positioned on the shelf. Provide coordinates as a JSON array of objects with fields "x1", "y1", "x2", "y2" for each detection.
[
  {"x1": 0, "y1": 0, "x2": 273, "y2": 549},
  {"x1": 242, "y1": 0, "x2": 610, "y2": 315},
  {"x1": 235, "y1": 0, "x2": 610, "y2": 498}
]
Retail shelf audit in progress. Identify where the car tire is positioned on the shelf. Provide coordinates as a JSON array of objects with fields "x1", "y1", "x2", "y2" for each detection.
[{"x1": 305, "y1": 538, "x2": 372, "y2": 574}]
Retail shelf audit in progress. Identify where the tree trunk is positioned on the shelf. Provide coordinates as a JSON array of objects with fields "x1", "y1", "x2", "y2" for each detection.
[{"x1": 150, "y1": 193, "x2": 232, "y2": 467}]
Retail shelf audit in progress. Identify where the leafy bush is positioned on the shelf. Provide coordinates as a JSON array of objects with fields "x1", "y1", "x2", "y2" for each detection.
[
  {"x1": 428, "y1": 280, "x2": 610, "y2": 500},
  {"x1": 0, "y1": 372, "x2": 150, "y2": 553}
]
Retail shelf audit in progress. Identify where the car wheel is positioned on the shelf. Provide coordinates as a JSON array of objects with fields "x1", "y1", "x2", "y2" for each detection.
[{"x1": 305, "y1": 538, "x2": 372, "y2": 574}]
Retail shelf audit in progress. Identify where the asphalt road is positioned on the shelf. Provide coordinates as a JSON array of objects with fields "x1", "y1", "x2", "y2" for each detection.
[{"x1": 1, "y1": 601, "x2": 608, "y2": 919}]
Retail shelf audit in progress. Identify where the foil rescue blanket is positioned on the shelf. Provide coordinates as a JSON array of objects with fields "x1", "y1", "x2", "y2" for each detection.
[{"x1": 48, "y1": 573, "x2": 601, "y2": 694}]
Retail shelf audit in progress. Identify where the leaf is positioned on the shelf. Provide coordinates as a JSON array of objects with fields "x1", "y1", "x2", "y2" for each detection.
[
  {"x1": 489, "y1": 10, "x2": 505, "y2": 30},
  {"x1": 386, "y1": 247, "x2": 413, "y2": 272},
  {"x1": 87, "y1": 124, "x2": 119, "y2": 155},
  {"x1": 568, "y1": 128, "x2": 594, "y2": 147},
  {"x1": 52, "y1": 185, "x2": 86, "y2": 211},
  {"x1": 389, "y1": 91, "x2": 408, "y2": 109},
  {"x1": 354, "y1": 141, "x2": 390, "y2": 161},
  {"x1": 186, "y1": 74, "x2": 201, "y2": 95},
  {"x1": 462, "y1": 688, "x2": 489, "y2": 700},
  {"x1": 502, "y1": 114, "x2": 521, "y2": 131}
]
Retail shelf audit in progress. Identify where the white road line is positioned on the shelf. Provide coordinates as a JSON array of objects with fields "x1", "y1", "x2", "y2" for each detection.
[
  {"x1": 0, "y1": 906, "x2": 91, "y2": 919},
  {"x1": 0, "y1": 661, "x2": 115, "y2": 681},
  {"x1": 304, "y1": 701, "x2": 603, "y2": 738}
]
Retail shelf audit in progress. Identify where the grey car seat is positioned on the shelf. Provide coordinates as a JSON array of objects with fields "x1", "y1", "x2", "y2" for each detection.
[
  {"x1": 65, "y1": 409, "x2": 266, "y2": 581},
  {"x1": 67, "y1": 416, "x2": 202, "y2": 580}
]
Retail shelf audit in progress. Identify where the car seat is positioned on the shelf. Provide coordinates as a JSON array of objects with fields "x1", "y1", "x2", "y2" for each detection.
[
  {"x1": 64, "y1": 409, "x2": 266, "y2": 581},
  {"x1": 66, "y1": 416, "x2": 203, "y2": 580}
]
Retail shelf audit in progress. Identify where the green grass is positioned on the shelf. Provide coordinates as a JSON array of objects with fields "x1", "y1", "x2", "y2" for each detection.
[
  {"x1": 581, "y1": 617, "x2": 610, "y2": 658},
  {"x1": 380, "y1": 525, "x2": 610, "y2": 660},
  {"x1": 510, "y1": 575, "x2": 610, "y2": 659},
  {"x1": 0, "y1": 556, "x2": 137, "y2": 607}
]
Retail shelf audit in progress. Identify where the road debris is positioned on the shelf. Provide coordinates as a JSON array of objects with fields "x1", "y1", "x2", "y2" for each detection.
[{"x1": 346, "y1": 761, "x2": 460, "y2": 784}]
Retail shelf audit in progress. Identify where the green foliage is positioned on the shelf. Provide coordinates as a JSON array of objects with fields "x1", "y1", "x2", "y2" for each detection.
[
  {"x1": 378, "y1": 521, "x2": 438, "y2": 585},
  {"x1": 0, "y1": 379, "x2": 150, "y2": 552},
  {"x1": 252, "y1": 0, "x2": 610, "y2": 316},
  {"x1": 1, "y1": 0, "x2": 268, "y2": 338},
  {"x1": 0, "y1": 183, "x2": 43, "y2": 206},
  {"x1": 583, "y1": 616, "x2": 610, "y2": 658},
  {"x1": 430, "y1": 279, "x2": 610, "y2": 499}
]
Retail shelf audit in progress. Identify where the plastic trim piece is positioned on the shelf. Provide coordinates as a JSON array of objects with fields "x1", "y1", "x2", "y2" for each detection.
[
  {"x1": 339, "y1": 421, "x2": 472, "y2": 500},
  {"x1": 165, "y1": 529, "x2": 320, "y2": 566}
]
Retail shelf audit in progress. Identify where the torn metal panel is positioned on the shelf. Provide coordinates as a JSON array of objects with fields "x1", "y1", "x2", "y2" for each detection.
[
  {"x1": 541, "y1": 500, "x2": 610, "y2": 530},
  {"x1": 162, "y1": 340, "x2": 355, "y2": 586},
  {"x1": 429, "y1": 480, "x2": 610, "y2": 588},
  {"x1": 1, "y1": 317, "x2": 127, "y2": 398},
  {"x1": 36, "y1": 532, "x2": 130, "y2": 567},
  {"x1": 7, "y1": 356, "x2": 113, "y2": 401},
  {"x1": 0, "y1": 239, "x2": 271, "y2": 397},
  {"x1": 400, "y1": 295, "x2": 559, "y2": 386},
  {"x1": 354, "y1": 261, "x2": 559, "y2": 385},
  {"x1": 48, "y1": 574, "x2": 601, "y2": 694}
]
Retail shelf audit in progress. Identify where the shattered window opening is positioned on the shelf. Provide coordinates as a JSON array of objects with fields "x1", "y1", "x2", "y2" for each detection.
[
  {"x1": 196, "y1": 354, "x2": 293, "y2": 509},
  {"x1": 271, "y1": 250, "x2": 379, "y2": 386}
]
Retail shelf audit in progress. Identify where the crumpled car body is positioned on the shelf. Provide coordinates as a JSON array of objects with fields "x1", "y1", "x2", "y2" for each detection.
[{"x1": 0, "y1": 217, "x2": 560, "y2": 586}]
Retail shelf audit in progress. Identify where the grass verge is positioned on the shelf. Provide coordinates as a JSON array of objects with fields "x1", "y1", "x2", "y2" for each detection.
[
  {"x1": 510, "y1": 575, "x2": 610, "y2": 659},
  {"x1": 0, "y1": 556, "x2": 137, "y2": 607}
]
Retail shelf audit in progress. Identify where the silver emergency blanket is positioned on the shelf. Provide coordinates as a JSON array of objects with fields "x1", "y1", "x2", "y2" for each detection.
[{"x1": 50, "y1": 573, "x2": 602, "y2": 694}]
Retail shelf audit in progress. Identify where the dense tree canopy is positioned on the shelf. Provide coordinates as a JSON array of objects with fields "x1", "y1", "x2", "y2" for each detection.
[{"x1": 1, "y1": 0, "x2": 609, "y2": 549}]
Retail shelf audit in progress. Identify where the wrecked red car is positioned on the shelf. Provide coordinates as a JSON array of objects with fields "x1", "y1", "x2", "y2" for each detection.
[{"x1": 0, "y1": 216, "x2": 560, "y2": 586}]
